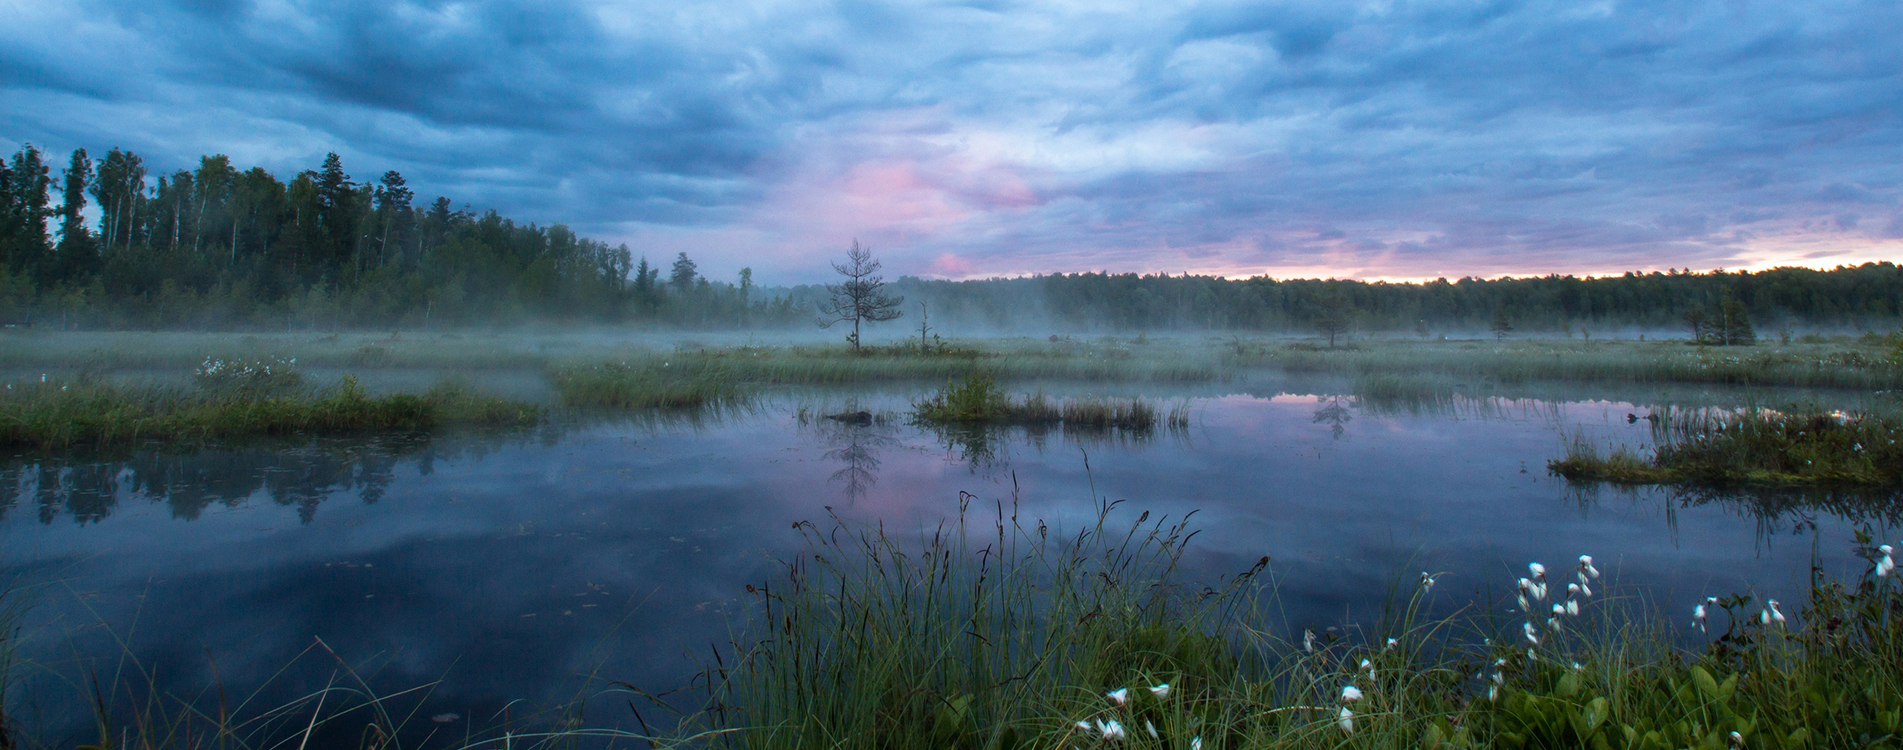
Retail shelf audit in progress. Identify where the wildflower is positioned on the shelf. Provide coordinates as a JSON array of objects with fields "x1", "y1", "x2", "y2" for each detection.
[
  {"x1": 1106, "y1": 688, "x2": 1129, "y2": 707},
  {"x1": 1341, "y1": 685, "x2": 1363, "y2": 702},
  {"x1": 1147, "y1": 683, "x2": 1171, "y2": 699},
  {"x1": 1553, "y1": 603, "x2": 1566, "y2": 618},
  {"x1": 1877, "y1": 544, "x2": 1895, "y2": 578},
  {"x1": 1337, "y1": 706, "x2": 1355, "y2": 734},
  {"x1": 1191, "y1": 738, "x2": 1202, "y2": 750},
  {"x1": 1571, "y1": 661, "x2": 1583, "y2": 670},
  {"x1": 1547, "y1": 617, "x2": 1563, "y2": 633},
  {"x1": 1523, "y1": 621, "x2": 1541, "y2": 646},
  {"x1": 1566, "y1": 599, "x2": 1580, "y2": 616},
  {"x1": 1097, "y1": 719, "x2": 1126, "y2": 741},
  {"x1": 1146, "y1": 721, "x2": 1158, "y2": 739},
  {"x1": 1303, "y1": 629, "x2": 1316, "y2": 653},
  {"x1": 1693, "y1": 603, "x2": 1708, "y2": 632},
  {"x1": 1420, "y1": 571, "x2": 1437, "y2": 593},
  {"x1": 1359, "y1": 658, "x2": 1373, "y2": 676},
  {"x1": 1076, "y1": 720, "x2": 1093, "y2": 732},
  {"x1": 1729, "y1": 730, "x2": 1744, "y2": 748},
  {"x1": 1385, "y1": 637, "x2": 1398, "y2": 651},
  {"x1": 1516, "y1": 578, "x2": 1534, "y2": 611},
  {"x1": 1577, "y1": 555, "x2": 1600, "y2": 579},
  {"x1": 1488, "y1": 684, "x2": 1500, "y2": 702},
  {"x1": 1763, "y1": 599, "x2": 1786, "y2": 627}
]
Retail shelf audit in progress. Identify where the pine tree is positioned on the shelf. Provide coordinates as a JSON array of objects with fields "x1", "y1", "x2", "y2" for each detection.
[
  {"x1": 56, "y1": 148, "x2": 97, "y2": 282},
  {"x1": 1490, "y1": 307, "x2": 1513, "y2": 340},
  {"x1": 669, "y1": 252, "x2": 698, "y2": 292}
]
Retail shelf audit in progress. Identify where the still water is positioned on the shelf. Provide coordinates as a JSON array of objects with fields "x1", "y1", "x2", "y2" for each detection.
[{"x1": 2, "y1": 386, "x2": 1895, "y2": 743}]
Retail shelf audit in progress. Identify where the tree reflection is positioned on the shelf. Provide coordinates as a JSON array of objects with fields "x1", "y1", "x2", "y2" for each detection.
[
  {"x1": 0, "y1": 437, "x2": 436, "y2": 525},
  {"x1": 1313, "y1": 395, "x2": 1352, "y2": 439},
  {"x1": 817, "y1": 417, "x2": 897, "y2": 506}
]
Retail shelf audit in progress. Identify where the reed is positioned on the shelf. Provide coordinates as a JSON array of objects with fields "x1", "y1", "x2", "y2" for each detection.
[
  {"x1": 684, "y1": 498, "x2": 1903, "y2": 749},
  {"x1": 911, "y1": 374, "x2": 1165, "y2": 432},
  {"x1": 1552, "y1": 407, "x2": 1903, "y2": 487},
  {"x1": 0, "y1": 375, "x2": 540, "y2": 450}
]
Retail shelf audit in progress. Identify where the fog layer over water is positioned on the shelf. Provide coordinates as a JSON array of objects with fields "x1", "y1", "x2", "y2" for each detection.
[{"x1": 1, "y1": 388, "x2": 1892, "y2": 742}]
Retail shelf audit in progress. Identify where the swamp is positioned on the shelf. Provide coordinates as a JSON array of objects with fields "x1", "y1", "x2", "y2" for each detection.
[{"x1": 1, "y1": 327, "x2": 1900, "y2": 749}]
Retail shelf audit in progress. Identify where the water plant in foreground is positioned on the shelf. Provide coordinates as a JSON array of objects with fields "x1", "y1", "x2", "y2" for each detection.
[
  {"x1": 677, "y1": 496, "x2": 1903, "y2": 749},
  {"x1": 1551, "y1": 406, "x2": 1903, "y2": 488}
]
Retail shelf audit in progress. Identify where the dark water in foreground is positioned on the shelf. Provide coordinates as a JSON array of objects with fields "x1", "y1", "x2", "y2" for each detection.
[{"x1": 2, "y1": 389, "x2": 1897, "y2": 743}]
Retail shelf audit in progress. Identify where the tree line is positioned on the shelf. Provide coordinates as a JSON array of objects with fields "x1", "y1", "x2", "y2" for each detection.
[
  {"x1": 5, "y1": 143, "x2": 1901, "y2": 335},
  {"x1": 803, "y1": 264, "x2": 1903, "y2": 337},
  {"x1": 0, "y1": 144, "x2": 799, "y2": 328}
]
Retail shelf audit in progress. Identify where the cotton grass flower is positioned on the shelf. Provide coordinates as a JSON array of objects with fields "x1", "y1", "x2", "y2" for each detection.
[
  {"x1": 1340, "y1": 685, "x2": 1363, "y2": 703},
  {"x1": 1190, "y1": 738, "x2": 1202, "y2": 750},
  {"x1": 1420, "y1": 571, "x2": 1437, "y2": 593},
  {"x1": 1145, "y1": 721, "x2": 1158, "y2": 739},
  {"x1": 1105, "y1": 688, "x2": 1129, "y2": 707},
  {"x1": 1523, "y1": 621, "x2": 1541, "y2": 646},
  {"x1": 1384, "y1": 637, "x2": 1398, "y2": 651},
  {"x1": 1076, "y1": 720, "x2": 1093, "y2": 733},
  {"x1": 1147, "y1": 683, "x2": 1171, "y2": 699},
  {"x1": 1097, "y1": 719, "x2": 1127, "y2": 741},
  {"x1": 1763, "y1": 599, "x2": 1786, "y2": 627},
  {"x1": 1337, "y1": 706, "x2": 1355, "y2": 734},
  {"x1": 1877, "y1": 544, "x2": 1895, "y2": 578},
  {"x1": 1566, "y1": 599, "x2": 1580, "y2": 616},
  {"x1": 1303, "y1": 629, "x2": 1316, "y2": 653},
  {"x1": 1693, "y1": 603, "x2": 1709, "y2": 632},
  {"x1": 1578, "y1": 555, "x2": 1600, "y2": 579}
]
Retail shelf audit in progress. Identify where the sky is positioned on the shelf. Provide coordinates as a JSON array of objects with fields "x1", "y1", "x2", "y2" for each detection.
[{"x1": 3, "y1": 0, "x2": 1901, "y2": 285}]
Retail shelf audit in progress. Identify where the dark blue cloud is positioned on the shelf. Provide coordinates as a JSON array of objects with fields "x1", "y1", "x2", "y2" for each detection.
[{"x1": 2, "y1": 0, "x2": 1899, "y2": 282}]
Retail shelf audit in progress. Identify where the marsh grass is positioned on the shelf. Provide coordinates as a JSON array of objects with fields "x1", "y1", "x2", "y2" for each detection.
[
  {"x1": 1238, "y1": 339, "x2": 1903, "y2": 390},
  {"x1": 685, "y1": 496, "x2": 1903, "y2": 750},
  {"x1": 1553, "y1": 407, "x2": 1903, "y2": 488},
  {"x1": 910, "y1": 374, "x2": 1172, "y2": 433},
  {"x1": 0, "y1": 375, "x2": 540, "y2": 450}
]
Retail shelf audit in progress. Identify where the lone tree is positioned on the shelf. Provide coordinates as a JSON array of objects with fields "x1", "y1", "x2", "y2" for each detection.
[
  {"x1": 1490, "y1": 307, "x2": 1513, "y2": 340},
  {"x1": 1312, "y1": 282, "x2": 1351, "y2": 348},
  {"x1": 818, "y1": 240, "x2": 904, "y2": 350}
]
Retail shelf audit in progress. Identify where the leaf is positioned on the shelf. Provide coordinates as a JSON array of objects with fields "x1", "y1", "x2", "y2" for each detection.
[
  {"x1": 1693, "y1": 666, "x2": 1721, "y2": 701},
  {"x1": 1585, "y1": 697, "x2": 1610, "y2": 732}
]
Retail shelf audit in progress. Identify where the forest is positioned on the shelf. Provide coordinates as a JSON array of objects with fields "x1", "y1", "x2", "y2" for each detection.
[{"x1": 5, "y1": 143, "x2": 1902, "y2": 334}]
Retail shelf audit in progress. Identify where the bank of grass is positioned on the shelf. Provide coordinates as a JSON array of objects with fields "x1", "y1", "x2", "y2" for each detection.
[
  {"x1": 910, "y1": 373, "x2": 1185, "y2": 432},
  {"x1": 678, "y1": 499, "x2": 1903, "y2": 750},
  {"x1": 1552, "y1": 407, "x2": 1903, "y2": 488},
  {"x1": 0, "y1": 375, "x2": 540, "y2": 450},
  {"x1": 1235, "y1": 337, "x2": 1903, "y2": 390}
]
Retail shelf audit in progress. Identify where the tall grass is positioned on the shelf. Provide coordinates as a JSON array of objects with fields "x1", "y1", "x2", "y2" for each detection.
[
  {"x1": 911, "y1": 374, "x2": 1167, "y2": 432},
  {"x1": 1240, "y1": 339, "x2": 1903, "y2": 390},
  {"x1": 1553, "y1": 407, "x2": 1903, "y2": 487},
  {"x1": 686, "y1": 496, "x2": 1903, "y2": 749},
  {"x1": 0, "y1": 375, "x2": 540, "y2": 450}
]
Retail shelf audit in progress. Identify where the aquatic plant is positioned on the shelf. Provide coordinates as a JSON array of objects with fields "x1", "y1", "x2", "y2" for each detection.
[{"x1": 1551, "y1": 406, "x2": 1903, "y2": 488}]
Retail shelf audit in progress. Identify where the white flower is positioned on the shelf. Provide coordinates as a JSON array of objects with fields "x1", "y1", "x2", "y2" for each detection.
[
  {"x1": 1729, "y1": 730, "x2": 1744, "y2": 747},
  {"x1": 1106, "y1": 688, "x2": 1129, "y2": 707},
  {"x1": 1765, "y1": 600, "x2": 1786, "y2": 626},
  {"x1": 1076, "y1": 720, "x2": 1093, "y2": 732},
  {"x1": 1529, "y1": 562, "x2": 1546, "y2": 580},
  {"x1": 1337, "y1": 706, "x2": 1355, "y2": 734},
  {"x1": 1146, "y1": 721, "x2": 1158, "y2": 739},
  {"x1": 1384, "y1": 638, "x2": 1398, "y2": 651},
  {"x1": 1523, "y1": 621, "x2": 1541, "y2": 646},
  {"x1": 1190, "y1": 737, "x2": 1202, "y2": 750},
  {"x1": 1877, "y1": 545, "x2": 1895, "y2": 578},
  {"x1": 1516, "y1": 578, "x2": 1533, "y2": 611},
  {"x1": 1341, "y1": 685, "x2": 1363, "y2": 703},
  {"x1": 1547, "y1": 617, "x2": 1564, "y2": 633},
  {"x1": 1303, "y1": 629, "x2": 1316, "y2": 653},
  {"x1": 1552, "y1": 603, "x2": 1566, "y2": 618},
  {"x1": 1578, "y1": 555, "x2": 1600, "y2": 579},
  {"x1": 1693, "y1": 603, "x2": 1708, "y2": 632},
  {"x1": 1566, "y1": 600, "x2": 1580, "y2": 617},
  {"x1": 1488, "y1": 684, "x2": 1500, "y2": 702},
  {"x1": 1147, "y1": 683, "x2": 1171, "y2": 699},
  {"x1": 1420, "y1": 571, "x2": 1437, "y2": 593},
  {"x1": 1098, "y1": 719, "x2": 1126, "y2": 741}
]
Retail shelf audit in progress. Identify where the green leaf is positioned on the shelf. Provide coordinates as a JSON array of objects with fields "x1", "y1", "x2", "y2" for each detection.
[{"x1": 1693, "y1": 666, "x2": 1721, "y2": 701}]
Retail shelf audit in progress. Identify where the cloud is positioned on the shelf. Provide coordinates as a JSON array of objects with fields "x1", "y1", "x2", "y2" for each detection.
[{"x1": 2, "y1": 0, "x2": 1900, "y2": 283}]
